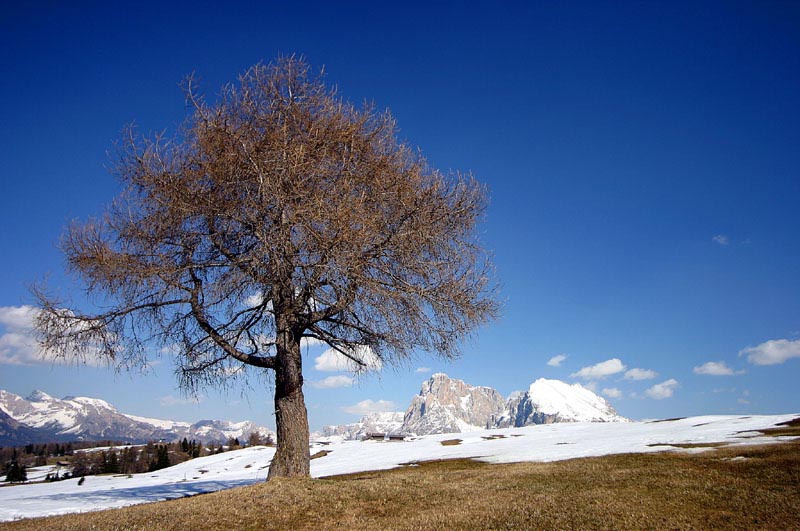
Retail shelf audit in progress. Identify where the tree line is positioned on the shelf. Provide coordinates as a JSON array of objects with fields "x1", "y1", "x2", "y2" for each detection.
[{"x1": 3, "y1": 432, "x2": 274, "y2": 483}]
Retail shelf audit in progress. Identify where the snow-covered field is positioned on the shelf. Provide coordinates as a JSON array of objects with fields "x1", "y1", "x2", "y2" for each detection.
[{"x1": 0, "y1": 413, "x2": 796, "y2": 522}]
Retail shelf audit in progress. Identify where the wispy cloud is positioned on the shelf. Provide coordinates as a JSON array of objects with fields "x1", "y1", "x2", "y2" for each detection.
[
  {"x1": 739, "y1": 338, "x2": 800, "y2": 366},
  {"x1": 712, "y1": 234, "x2": 730, "y2": 246},
  {"x1": 314, "y1": 345, "x2": 382, "y2": 373},
  {"x1": 571, "y1": 358, "x2": 626, "y2": 380},
  {"x1": 693, "y1": 361, "x2": 743, "y2": 376},
  {"x1": 645, "y1": 379, "x2": 679, "y2": 400},
  {"x1": 342, "y1": 399, "x2": 397, "y2": 416},
  {"x1": 310, "y1": 375, "x2": 354, "y2": 389},
  {"x1": 738, "y1": 390, "x2": 751, "y2": 405},
  {"x1": 602, "y1": 387, "x2": 621, "y2": 398},
  {"x1": 159, "y1": 395, "x2": 202, "y2": 407},
  {"x1": 415, "y1": 367, "x2": 431, "y2": 373},
  {"x1": 623, "y1": 368, "x2": 657, "y2": 381},
  {"x1": 547, "y1": 354, "x2": 567, "y2": 367}
]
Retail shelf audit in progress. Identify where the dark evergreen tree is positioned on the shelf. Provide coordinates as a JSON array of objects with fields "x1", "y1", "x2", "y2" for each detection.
[
  {"x1": 5, "y1": 461, "x2": 27, "y2": 483},
  {"x1": 104, "y1": 451, "x2": 120, "y2": 474},
  {"x1": 71, "y1": 451, "x2": 90, "y2": 477},
  {"x1": 149, "y1": 445, "x2": 171, "y2": 472}
]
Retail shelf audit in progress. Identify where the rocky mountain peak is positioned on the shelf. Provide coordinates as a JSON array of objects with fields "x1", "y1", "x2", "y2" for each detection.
[
  {"x1": 27, "y1": 390, "x2": 54, "y2": 402},
  {"x1": 403, "y1": 373, "x2": 506, "y2": 435}
]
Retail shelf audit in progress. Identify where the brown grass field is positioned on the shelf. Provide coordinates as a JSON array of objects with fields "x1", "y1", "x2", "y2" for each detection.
[{"x1": 2, "y1": 425, "x2": 798, "y2": 530}]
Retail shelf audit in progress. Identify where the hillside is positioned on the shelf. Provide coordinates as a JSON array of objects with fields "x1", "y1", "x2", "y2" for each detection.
[
  {"x1": 1, "y1": 421, "x2": 798, "y2": 530},
  {"x1": 1, "y1": 413, "x2": 797, "y2": 522}
]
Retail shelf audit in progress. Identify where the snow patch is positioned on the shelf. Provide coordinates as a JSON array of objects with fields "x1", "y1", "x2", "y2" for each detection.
[{"x1": 0, "y1": 414, "x2": 797, "y2": 522}]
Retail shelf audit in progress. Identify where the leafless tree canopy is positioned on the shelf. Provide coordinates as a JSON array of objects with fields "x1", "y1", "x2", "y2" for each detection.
[{"x1": 34, "y1": 57, "x2": 498, "y2": 477}]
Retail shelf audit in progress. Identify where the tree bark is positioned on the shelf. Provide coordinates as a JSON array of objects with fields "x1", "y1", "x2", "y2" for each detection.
[{"x1": 267, "y1": 326, "x2": 310, "y2": 479}]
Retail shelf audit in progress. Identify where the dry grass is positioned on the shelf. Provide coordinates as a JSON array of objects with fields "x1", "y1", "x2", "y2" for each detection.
[
  {"x1": 439, "y1": 438, "x2": 462, "y2": 446},
  {"x1": 2, "y1": 440, "x2": 798, "y2": 530}
]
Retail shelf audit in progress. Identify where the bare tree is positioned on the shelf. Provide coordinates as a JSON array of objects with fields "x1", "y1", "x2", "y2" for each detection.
[{"x1": 34, "y1": 57, "x2": 498, "y2": 478}]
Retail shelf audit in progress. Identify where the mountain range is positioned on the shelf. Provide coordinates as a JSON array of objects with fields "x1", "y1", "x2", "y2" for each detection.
[
  {"x1": 1, "y1": 373, "x2": 625, "y2": 446},
  {"x1": 0, "y1": 390, "x2": 274, "y2": 446},
  {"x1": 322, "y1": 373, "x2": 627, "y2": 439}
]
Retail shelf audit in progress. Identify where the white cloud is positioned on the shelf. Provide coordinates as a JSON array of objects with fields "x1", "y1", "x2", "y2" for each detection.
[
  {"x1": 623, "y1": 368, "x2": 657, "y2": 380},
  {"x1": 0, "y1": 305, "x2": 107, "y2": 367},
  {"x1": 300, "y1": 337, "x2": 326, "y2": 349},
  {"x1": 693, "y1": 361, "x2": 743, "y2": 376},
  {"x1": 415, "y1": 367, "x2": 431, "y2": 373},
  {"x1": 0, "y1": 331, "x2": 40, "y2": 365},
  {"x1": 314, "y1": 345, "x2": 382, "y2": 373},
  {"x1": 342, "y1": 399, "x2": 397, "y2": 416},
  {"x1": 0, "y1": 305, "x2": 45, "y2": 365},
  {"x1": 547, "y1": 354, "x2": 567, "y2": 367},
  {"x1": 571, "y1": 358, "x2": 626, "y2": 380},
  {"x1": 645, "y1": 379, "x2": 679, "y2": 400},
  {"x1": 0, "y1": 305, "x2": 38, "y2": 330},
  {"x1": 243, "y1": 292, "x2": 274, "y2": 309},
  {"x1": 739, "y1": 338, "x2": 800, "y2": 366},
  {"x1": 159, "y1": 395, "x2": 202, "y2": 407},
  {"x1": 602, "y1": 387, "x2": 622, "y2": 398},
  {"x1": 310, "y1": 375, "x2": 354, "y2": 389},
  {"x1": 712, "y1": 234, "x2": 730, "y2": 246},
  {"x1": 584, "y1": 381, "x2": 598, "y2": 393}
]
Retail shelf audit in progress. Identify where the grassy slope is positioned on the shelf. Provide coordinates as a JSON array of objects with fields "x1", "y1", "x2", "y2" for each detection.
[{"x1": 2, "y1": 436, "x2": 798, "y2": 530}]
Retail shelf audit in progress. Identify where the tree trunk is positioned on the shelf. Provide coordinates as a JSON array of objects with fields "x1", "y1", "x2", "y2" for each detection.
[{"x1": 268, "y1": 327, "x2": 310, "y2": 479}]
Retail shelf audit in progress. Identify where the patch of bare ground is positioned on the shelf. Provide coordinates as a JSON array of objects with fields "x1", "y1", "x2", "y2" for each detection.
[
  {"x1": 2, "y1": 440, "x2": 798, "y2": 530},
  {"x1": 646, "y1": 442, "x2": 727, "y2": 449},
  {"x1": 310, "y1": 450, "x2": 330, "y2": 460},
  {"x1": 758, "y1": 416, "x2": 800, "y2": 437}
]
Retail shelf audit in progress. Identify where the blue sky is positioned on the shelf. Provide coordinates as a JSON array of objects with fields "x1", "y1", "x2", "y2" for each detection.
[{"x1": 1, "y1": 1, "x2": 798, "y2": 431}]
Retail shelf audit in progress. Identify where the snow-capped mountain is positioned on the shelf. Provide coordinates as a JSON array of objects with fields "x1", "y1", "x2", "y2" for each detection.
[
  {"x1": 402, "y1": 373, "x2": 507, "y2": 435},
  {"x1": 496, "y1": 378, "x2": 628, "y2": 427},
  {"x1": 391, "y1": 374, "x2": 628, "y2": 436},
  {"x1": 320, "y1": 411, "x2": 405, "y2": 440},
  {"x1": 0, "y1": 390, "x2": 274, "y2": 446},
  {"x1": 0, "y1": 408, "x2": 48, "y2": 445}
]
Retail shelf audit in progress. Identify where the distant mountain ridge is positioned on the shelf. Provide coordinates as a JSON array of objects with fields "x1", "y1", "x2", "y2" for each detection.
[
  {"x1": 321, "y1": 412, "x2": 405, "y2": 440},
  {"x1": 324, "y1": 373, "x2": 628, "y2": 439},
  {"x1": 0, "y1": 389, "x2": 274, "y2": 446}
]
